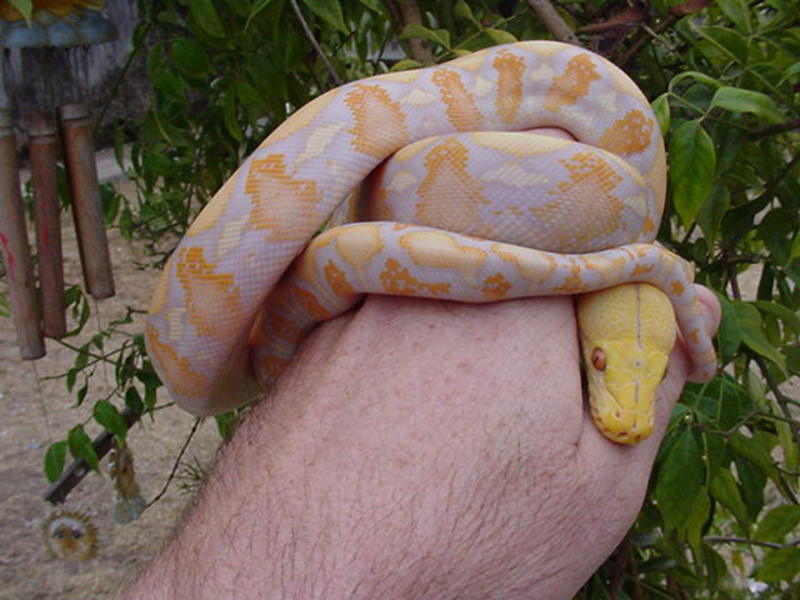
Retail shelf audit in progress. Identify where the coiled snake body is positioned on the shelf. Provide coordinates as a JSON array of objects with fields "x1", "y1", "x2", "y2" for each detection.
[{"x1": 145, "y1": 41, "x2": 717, "y2": 444}]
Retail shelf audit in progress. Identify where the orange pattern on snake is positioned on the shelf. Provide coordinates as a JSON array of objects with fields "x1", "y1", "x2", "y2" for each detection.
[{"x1": 145, "y1": 41, "x2": 717, "y2": 445}]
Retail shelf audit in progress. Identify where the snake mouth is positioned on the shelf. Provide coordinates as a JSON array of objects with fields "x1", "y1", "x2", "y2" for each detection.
[{"x1": 591, "y1": 407, "x2": 653, "y2": 445}]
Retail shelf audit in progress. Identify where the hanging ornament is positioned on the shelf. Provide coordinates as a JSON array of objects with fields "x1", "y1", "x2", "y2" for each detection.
[
  {"x1": 108, "y1": 440, "x2": 146, "y2": 524},
  {"x1": 0, "y1": 1, "x2": 116, "y2": 47},
  {"x1": 0, "y1": 108, "x2": 44, "y2": 358},
  {"x1": 42, "y1": 508, "x2": 98, "y2": 562},
  {"x1": 0, "y1": 1, "x2": 118, "y2": 358}
]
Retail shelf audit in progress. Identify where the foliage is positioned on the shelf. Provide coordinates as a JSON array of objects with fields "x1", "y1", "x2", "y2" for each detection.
[{"x1": 3, "y1": 0, "x2": 798, "y2": 596}]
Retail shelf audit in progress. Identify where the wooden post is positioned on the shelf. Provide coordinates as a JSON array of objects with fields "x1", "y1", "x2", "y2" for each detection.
[
  {"x1": 60, "y1": 102, "x2": 115, "y2": 299},
  {"x1": 28, "y1": 109, "x2": 66, "y2": 338},
  {"x1": 0, "y1": 109, "x2": 45, "y2": 359}
]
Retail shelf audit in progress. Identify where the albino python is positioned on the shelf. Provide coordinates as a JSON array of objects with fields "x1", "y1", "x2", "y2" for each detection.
[{"x1": 145, "y1": 41, "x2": 717, "y2": 445}]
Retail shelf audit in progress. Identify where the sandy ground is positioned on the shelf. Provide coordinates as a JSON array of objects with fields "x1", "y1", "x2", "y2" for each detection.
[{"x1": 0, "y1": 171, "x2": 221, "y2": 599}]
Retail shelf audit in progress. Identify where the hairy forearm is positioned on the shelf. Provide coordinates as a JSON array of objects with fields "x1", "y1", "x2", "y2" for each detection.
[{"x1": 123, "y1": 296, "x2": 686, "y2": 599}]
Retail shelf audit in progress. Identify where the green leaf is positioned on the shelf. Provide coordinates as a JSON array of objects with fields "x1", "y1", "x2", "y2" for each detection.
[
  {"x1": 701, "y1": 544, "x2": 729, "y2": 591},
  {"x1": 696, "y1": 181, "x2": 729, "y2": 243},
  {"x1": 710, "y1": 87, "x2": 783, "y2": 124},
  {"x1": 757, "y1": 547, "x2": 800, "y2": 582},
  {"x1": 358, "y1": 0, "x2": 382, "y2": 12},
  {"x1": 735, "y1": 454, "x2": 766, "y2": 521},
  {"x1": 170, "y1": 38, "x2": 211, "y2": 78},
  {"x1": 67, "y1": 425, "x2": 99, "y2": 472},
  {"x1": 76, "y1": 383, "x2": 88, "y2": 407},
  {"x1": 758, "y1": 207, "x2": 797, "y2": 266},
  {"x1": 399, "y1": 23, "x2": 450, "y2": 49},
  {"x1": 668, "y1": 71, "x2": 722, "y2": 93},
  {"x1": 732, "y1": 301, "x2": 786, "y2": 371},
  {"x1": 776, "y1": 419, "x2": 799, "y2": 475},
  {"x1": 484, "y1": 28, "x2": 518, "y2": 45},
  {"x1": 245, "y1": 0, "x2": 273, "y2": 31},
  {"x1": 729, "y1": 432, "x2": 775, "y2": 475},
  {"x1": 8, "y1": 0, "x2": 32, "y2": 22},
  {"x1": 237, "y1": 81, "x2": 264, "y2": 114},
  {"x1": 680, "y1": 488, "x2": 711, "y2": 553},
  {"x1": 654, "y1": 429, "x2": 704, "y2": 531},
  {"x1": 718, "y1": 0, "x2": 751, "y2": 32},
  {"x1": 66, "y1": 367, "x2": 77, "y2": 392},
  {"x1": 669, "y1": 120, "x2": 716, "y2": 227},
  {"x1": 716, "y1": 294, "x2": 741, "y2": 363},
  {"x1": 302, "y1": 0, "x2": 347, "y2": 34},
  {"x1": 222, "y1": 88, "x2": 244, "y2": 142},
  {"x1": 44, "y1": 441, "x2": 68, "y2": 483},
  {"x1": 755, "y1": 505, "x2": 800, "y2": 543},
  {"x1": 215, "y1": 412, "x2": 238, "y2": 440},
  {"x1": 454, "y1": 0, "x2": 478, "y2": 24},
  {"x1": 696, "y1": 25, "x2": 749, "y2": 64},
  {"x1": 124, "y1": 387, "x2": 145, "y2": 415},
  {"x1": 151, "y1": 67, "x2": 188, "y2": 104},
  {"x1": 709, "y1": 469, "x2": 748, "y2": 529},
  {"x1": 652, "y1": 93, "x2": 670, "y2": 135},
  {"x1": 751, "y1": 300, "x2": 800, "y2": 335},
  {"x1": 390, "y1": 58, "x2": 423, "y2": 72},
  {"x1": 189, "y1": 0, "x2": 225, "y2": 38},
  {"x1": 93, "y1": 401, "x2": 128, "y2": 442}
]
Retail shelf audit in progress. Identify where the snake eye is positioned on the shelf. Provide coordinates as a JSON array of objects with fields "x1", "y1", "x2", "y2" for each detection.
[{"x1": 590, "y1": 347, "x2": 606, "y2": 371}]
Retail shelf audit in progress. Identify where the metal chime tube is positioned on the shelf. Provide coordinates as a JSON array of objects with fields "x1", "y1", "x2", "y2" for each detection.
[
  {"x1": 0, "y1": 109, "x2": 45, "y2": 358},
  {"x1": 60, "y1": 102, "x2": 114, "y2": 299},
  {"x1": 28, "y1": 109, "x2": 66, "y2": 337}
]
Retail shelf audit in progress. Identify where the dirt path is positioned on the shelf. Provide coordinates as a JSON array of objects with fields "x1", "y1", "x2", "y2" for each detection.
[{"x1": 0, "y1": 175, "x2": 220, "y2": 599}]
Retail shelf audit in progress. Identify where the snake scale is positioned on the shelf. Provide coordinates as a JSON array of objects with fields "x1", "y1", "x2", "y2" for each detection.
[{"x1": 145, "y1": 41, "x2": 717, "y2": 445}]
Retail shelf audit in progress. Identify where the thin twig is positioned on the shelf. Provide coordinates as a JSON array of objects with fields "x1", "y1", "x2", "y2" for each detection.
[
  {"x1": 753, "y1": 117, "x2": 800, "y2": 140},
  {"x1": 752, "y1": 411, "x2": 800, "y2": 427},
  {"x1": 617, "y1": 14, "x2": 678, "y2": 66},
  {"x1": 627, "y1": 551, "x2": 644, "y2": 600},
  {"x1": 608, "y1": 534, "x2": 631, "y2": 599},
  {"x1": 288, "y1": 0, "x2": 343, "y2": 87},
  {"x1": 526, "y1": 0, "x2": 581, "y2": 45},
  {"x1": 146, "y1": 417, "x2": 203, "y2": 508},
  {"x1": 728, "y1": 264, "x2": 742, "y2": 300},
  {"x1": 704, "y1": 536, "x2": 797, "y2": 550},
  {"x1": 93, "y1": 21, "x2": 152, "y2": 138},
  {"x1": 753, "y1": 354, "x2": 800, "y2": 449}
]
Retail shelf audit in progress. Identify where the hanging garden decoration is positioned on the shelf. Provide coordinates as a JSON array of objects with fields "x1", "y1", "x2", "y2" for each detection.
[
  {"x1": 0, "y1": 1, "x2": 116, "y2": 47},
  {"x1": 0, "y1": 0, "x2": 117, "y2": 359}
]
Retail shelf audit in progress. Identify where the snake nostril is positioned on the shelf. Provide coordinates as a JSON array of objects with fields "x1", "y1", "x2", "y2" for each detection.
[{"x1": 591, "y1": 347, "x2": 606, "y2": 371}]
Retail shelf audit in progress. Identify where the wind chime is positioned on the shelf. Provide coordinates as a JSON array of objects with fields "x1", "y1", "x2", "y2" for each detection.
[
  {"x1": 0, "y1": 0, "x2": 116, "y2": 361},
  {"x1": 0, "y1": 1, "x2": 147, "y2": 562}
]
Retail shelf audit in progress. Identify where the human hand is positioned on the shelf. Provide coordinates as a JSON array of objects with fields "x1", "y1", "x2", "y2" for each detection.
[{"x1": 122, "y1": 290, "x2": 719, "y2": 599}]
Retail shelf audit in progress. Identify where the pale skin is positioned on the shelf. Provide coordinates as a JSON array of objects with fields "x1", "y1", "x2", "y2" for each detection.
[{"x1": 121, "y1": 290, "x2": 719, "y2": 599}]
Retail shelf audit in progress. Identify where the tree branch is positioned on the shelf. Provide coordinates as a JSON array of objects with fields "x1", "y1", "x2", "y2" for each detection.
[
  {"x1": 146, "y1": 417, "x2": 203, "y2": 508},
  {"x1": 289, "y1": 0, "x2": 343, "y2": 87},
  {"x1": 617, "y1": 15, "x2": 678, "y2": 66},
  {"x1": 385, "y1": 0, "x2": 435, "y2": 65},
  {"x1": 526, "y1": 0, "x2": 580, "y2": 45},
  {"x1": 43, "y1": 407, "x2": 141, "y2": 505},
  {"x1": 608, "y1": 534, "x2": 631, "y2": 599},
  {"x1": 705, "y1": 536, "x2": 797, "y2": 550},
  {"x1": 753, "y1": 117, "x2": 800, "y2": 140},
  {"x1": 753, "y1": 354, "x2": 800, "y2": 451}
]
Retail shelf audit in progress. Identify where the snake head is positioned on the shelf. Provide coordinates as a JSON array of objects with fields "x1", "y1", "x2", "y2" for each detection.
[{"x1": 577, "y1": 284, "x2": 677, "y2": 445}]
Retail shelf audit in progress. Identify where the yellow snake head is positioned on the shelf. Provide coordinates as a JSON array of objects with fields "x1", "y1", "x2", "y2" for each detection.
[{"x1": 577, "y1": 283, "x2": 677, "y2": 445}]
